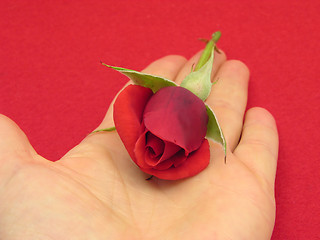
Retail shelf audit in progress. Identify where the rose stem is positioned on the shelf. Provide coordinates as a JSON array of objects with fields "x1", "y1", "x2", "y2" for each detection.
[
  {"x1": 146, "y1": 175, "x2": 154, "y2": 180},
  {"x1": 194, "y1": 31, "x2": 221, "y2": 71}
]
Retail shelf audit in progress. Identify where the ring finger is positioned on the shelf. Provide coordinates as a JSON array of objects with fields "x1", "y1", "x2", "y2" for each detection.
[{"x1": 206, "y1": 60, "x2": 250, "y2": 151}]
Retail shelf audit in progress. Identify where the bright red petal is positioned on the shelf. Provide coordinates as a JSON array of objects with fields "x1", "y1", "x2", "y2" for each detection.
[
  {"x1": 140, "y1": 139, "x2": 210, "y2": 180},
  {"x1": 113, "y1": 85, "x2": 153, "y2": 162},
  {"x1": 151, "y1": 158, "x2": 174, "y2": 170},
  {"x1": 143, "y1": 86, "x2": 208, "y2": 153}
]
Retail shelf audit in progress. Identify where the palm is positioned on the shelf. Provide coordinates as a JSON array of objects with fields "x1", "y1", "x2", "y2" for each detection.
[{"x1": 0, "y1": 52, "x2": 278, "y2": 240}]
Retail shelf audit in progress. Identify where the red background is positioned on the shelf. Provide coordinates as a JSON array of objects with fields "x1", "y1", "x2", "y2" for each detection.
[{"x1": 1, "y1": 0, "x2": 319, "y2": 239}]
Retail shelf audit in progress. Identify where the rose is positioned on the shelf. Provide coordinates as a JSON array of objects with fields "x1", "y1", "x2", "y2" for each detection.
[
  {"x1": 114, "y1": 84, "x2": 210, "y2": 180},
  {"x1": 96, "y1": 33, "x2": 225, "y2": 180},
  {"x1": 102, "y1": 32, "x2": 226, "y2": 180}
]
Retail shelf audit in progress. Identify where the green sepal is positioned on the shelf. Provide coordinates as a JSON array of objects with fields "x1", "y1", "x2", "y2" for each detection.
[
  {"x1": 91, "y1": 126, "x2": 116, "y2": 134},
  {"x1": 205, "y1": 104, "x2": 226, "y2": 156},
  {"x1": 180, "y1": 49, "x2": 214, "y2": 101},
  {"x1": 102, "y1": 64, "x2": 177, "y2": 93}
]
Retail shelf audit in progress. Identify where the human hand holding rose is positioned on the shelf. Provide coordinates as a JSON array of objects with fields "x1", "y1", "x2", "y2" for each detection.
[{"x1": 0, "y1": 49, "x2": 278, "y2": 239}]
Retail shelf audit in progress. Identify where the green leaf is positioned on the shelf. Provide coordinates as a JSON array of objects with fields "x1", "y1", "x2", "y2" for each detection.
[
  {"x1": 205, "y1": 104, "x2": 226, "y2": 156},
  {"x1": 180, "y1": 49, "x2": 214, "y2": 101},
  {"x1": 102, "y1": 64, "x2": 177, "y2": 93}
]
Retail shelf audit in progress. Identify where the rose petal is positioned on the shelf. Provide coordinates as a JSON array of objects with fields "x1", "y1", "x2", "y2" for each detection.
[
  {"x1": 152, "y1": 160, "x2": 174, "y2": 170},
  {"x1": 135, "y1": 132, "x2": 175, "y2": 170},
  {"x1": 140, "y1": 139, "x2": 210, "y2": 180},
  {"x1": 144, "y1": 132, "x2": 182, "y2": 167},
  {"x1": 114, "y1": 85, "x2": 153, "y2": 162},
  {"x1": 143, "y1": 86, "x2": 208, "y2": 153},
  {"x1": 135, "y1": 131, "x2": 183, "y2": 170},
  {"x1": 160, "y1": 141, "x2": 181, "y2": 161},
  {"x1": 145, "y1": 153, "x2": 174, "y2": 170},
  {"x1": 146, "y1": 132, "x2": 164, "y2": 158},
  {"x1": 145, "y1": 150, "x2": 160, "y2": 166},
  {"x1": 171, "y1": 150, "x2": 187, "y2": 167},
  {"x1": 134, "y1": 130, "x2": 153, "y2": 169}
]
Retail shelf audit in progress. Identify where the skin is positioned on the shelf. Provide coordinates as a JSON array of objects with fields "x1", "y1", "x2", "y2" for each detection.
[{"x1": 0, "y1": 50, "x2": 278, "y2": 240}]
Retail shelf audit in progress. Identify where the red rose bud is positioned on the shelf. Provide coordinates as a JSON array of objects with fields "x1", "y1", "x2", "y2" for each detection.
[
  {"x1": 143, "y1": 86, "x2": 208, "y2": 153},
  {"x1": 114, "y1": 85, "x2": 210, "y2": 180}
]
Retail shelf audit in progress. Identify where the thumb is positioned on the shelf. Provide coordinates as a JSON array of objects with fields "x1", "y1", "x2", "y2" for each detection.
[{"x1": 0, "y1": 114, "x2": 38, "y2": 164}]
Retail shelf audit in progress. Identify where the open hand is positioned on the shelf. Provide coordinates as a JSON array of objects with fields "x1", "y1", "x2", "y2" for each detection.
[{"x1": 0, "y1": 50, "x2": 278, "y2": 240}]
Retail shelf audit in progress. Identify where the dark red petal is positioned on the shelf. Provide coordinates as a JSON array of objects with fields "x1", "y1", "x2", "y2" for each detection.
[
  {"x1": 171, "y1": 150, "x2": 187, "y2": 167},
  {"x1": 160, "y1": 141, "x2": 181, "y2": 161},
  {"x1": 140, "y1": 139, "x2": 210, "y2": 180},
  {"x1": 146, "y1": 132, "x2": 164, "y2": 157},
  {"x1": 134, "y1": 130, "x2": 153, "y2": 169},
  {"x1": 143, "y1": 86, "x2": 208, "y2": 153},
  {"x1": 114, "y1": 85, "x2": 153, "y2": 162},
  {"x1": 156, "y1": 149, "x2": 187, "y2": 169}
]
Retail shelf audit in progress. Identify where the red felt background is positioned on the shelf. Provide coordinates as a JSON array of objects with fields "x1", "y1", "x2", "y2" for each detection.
[{"x1": 1, "y1": 0, "x2": 319, "y2": 239}]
